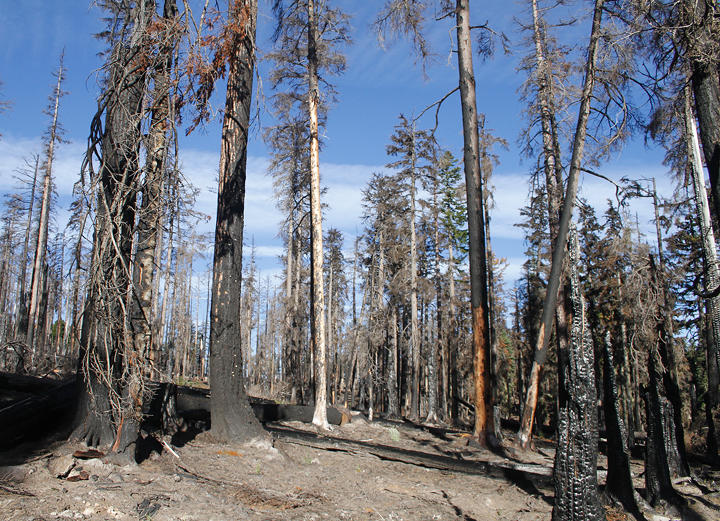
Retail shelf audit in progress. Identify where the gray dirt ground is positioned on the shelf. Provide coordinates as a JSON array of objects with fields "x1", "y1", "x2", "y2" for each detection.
[{"x1": 0, "y1": 416, "x2": 717, "y2": 521}]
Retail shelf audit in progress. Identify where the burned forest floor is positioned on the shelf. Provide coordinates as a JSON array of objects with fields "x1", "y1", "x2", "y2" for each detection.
[{"x1": 2, "y1": 408, "x2": 720, "y2": 521}]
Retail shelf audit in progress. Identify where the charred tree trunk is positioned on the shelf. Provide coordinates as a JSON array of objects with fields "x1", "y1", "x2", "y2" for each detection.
[
  {"x1": 552, "y1": 226, "x2": 602, "y2": 521},
  {"x1": 208, "y1": 0, "x2": 266, "y2": 443},
  {"x1": 72, "y1": 1, "x2": 155, "y2": 458},
  {"x1": 602, "y1": 331, "x2": 645, "y2": 520},
  {"x1": 644, "y1": 353, "x2": 678, "y2": 507}
]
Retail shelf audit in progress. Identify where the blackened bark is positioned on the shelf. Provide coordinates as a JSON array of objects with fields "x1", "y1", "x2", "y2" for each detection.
[
  {"x1": 208, "y1": 0, "x2": 266, "y2": 443},
  {"x1": 552, "y1": 226, "x2": 602, "y2": 521},
  {"x1": 644, "y1": 354, "x2": 678, "y2": 507},
  {"x1": 602, "y1": 332, "x2": 645, "y2": 520},
  {"x1": 72, "y1": 0, "x2": 155, "y2": 459},
  {"x1": 650, "y1": 257, "x2": 690, "y2": 477}
]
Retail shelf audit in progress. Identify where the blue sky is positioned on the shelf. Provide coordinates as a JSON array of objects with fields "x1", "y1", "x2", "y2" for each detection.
[{"x1": 0, "y1": 0, "x2": 672, "y2": 298}]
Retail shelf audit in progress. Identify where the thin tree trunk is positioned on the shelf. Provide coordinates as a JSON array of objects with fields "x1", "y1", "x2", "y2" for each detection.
[
  {"x1": 14, "y1": 155, "x2": 40, "y2": 342},
  {"x1": 448, "y1": 242, "x2": 459, "y2": 423},
  {"x1": 28, "y1": 54, "x2": 65, "y2": 354},
  {"x1": 307, "y1": 0, "x2": 329, "y2": 430},
  {"x1": 517, "y1": 0, "x2": 605, "y2": 450},
  {"x1": 131, "y1": 0, "x2": 177, "y2": 382},
  {"x1": 455, "y1": 0, "x2": 494, "y2": 446}
]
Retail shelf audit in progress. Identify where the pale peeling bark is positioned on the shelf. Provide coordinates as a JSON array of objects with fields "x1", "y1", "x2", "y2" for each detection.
[
  {"x1": 687, "y1": 89, "x2": 720, "y2": 425},
  {"x1": 131, "y1": 0, "x2": 177, "y2": 383},
  {"x1": 308, "y1": 0, "x2": 330, "y2": 431}
]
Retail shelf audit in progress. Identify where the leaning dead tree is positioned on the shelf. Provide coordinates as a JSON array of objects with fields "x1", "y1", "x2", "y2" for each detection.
[
  {"x1": 552, "y1": 224, "x2": 602, "y2": 521},
  {"x1": 517, "y1": 0, "x2": 605, "y2": 450}
]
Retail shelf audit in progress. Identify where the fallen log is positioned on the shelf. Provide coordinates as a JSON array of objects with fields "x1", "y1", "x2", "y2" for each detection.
[
  {"x1": 267, "y1": 425, "x2": 554, "y2": 489},
  {"x1": 0, "y1": 379, "x2": 348, "y2": 449},
  {"x1": 0, "y1": 380, "x2": 76, "y2": 447},
  {"x1": 174, "y1": 385, "x2": 347, "y2": 426},
  {"x1": 0, "y1": 371, "x2": 65, "y2": 394}
]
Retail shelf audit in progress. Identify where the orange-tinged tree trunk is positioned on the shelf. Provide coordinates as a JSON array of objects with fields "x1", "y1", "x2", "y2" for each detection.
[{"x1": 455, "y1": 0, "x2": 494, "y2": 447}]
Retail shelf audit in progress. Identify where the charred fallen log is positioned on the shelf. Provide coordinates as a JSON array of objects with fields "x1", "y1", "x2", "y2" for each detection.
[
  {"x1": 172, "y1": 385, "x2": 346, "y2": 426},
  {"x1": 0, "y1": 371, "x2": 65, "y2": 394},
  {"x1": 0, "y1": 380, "x2": 76, "y2": 447},
  {"x1": 0, "y1": 377, "x2": 349, "y2": 450}
]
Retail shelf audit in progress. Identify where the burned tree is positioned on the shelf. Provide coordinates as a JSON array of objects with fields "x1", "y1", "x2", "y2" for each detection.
[
  {"x1": 72, "y1": 0, "x2": 156, "y2": 455},
  {"x1": 207, "y1": 0, "x2": 267, "y2": 442},
  {"x1": 552, "y1": 225, "x2": 602, "y2": 521}
]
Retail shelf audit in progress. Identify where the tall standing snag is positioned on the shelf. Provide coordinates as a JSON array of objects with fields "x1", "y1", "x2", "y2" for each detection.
[
  {"x1": 72, "y1": 0, "x2": 156, "y2": 456},
  {"x1": 455, "y1": 0, "x2": 495, "y2": 447},
  {"x1": 208, "y1": 0, "x2": 266, "y2": 443}
]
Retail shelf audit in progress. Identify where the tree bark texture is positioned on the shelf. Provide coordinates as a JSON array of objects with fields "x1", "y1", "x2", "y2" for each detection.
[
  {"x1": 686, "y1": 86, "x2": 720, "y2": 459},
  {"x1": 688, "y1": 0, "x2": 720, "y2": 235},
  {"x1": 208, "y1": 0, "x2": 265, "y2": 443},
  {"x1": 130, "y1": 0, "x2": 178, "y2": 382},
  {"x1": 601, "y1": 332, "x2": 645, "y2": 520},
  {"x1": 72, "y1": 1, "x2": 155, "y2": 456},
  {"x1": 644, "y1": 353, "x2": 678, "y2": 507},
  {"x1": 455, "y1": 0, "x2": 494, "y2": 446},
  {"x1": 552, "y1": 226, "x2": 602, "y2": 521}
]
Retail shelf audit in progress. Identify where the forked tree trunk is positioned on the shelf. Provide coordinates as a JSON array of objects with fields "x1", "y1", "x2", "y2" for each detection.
[
  {"x1": 455, "y1": 0, "x2": 495, "y2": 447},
  {"x1": 517, "y1": 0, "x2": 605, "y2": 450},
  {"x1": 208, "y1": 0, "x2": 266, "y2": 443}
]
